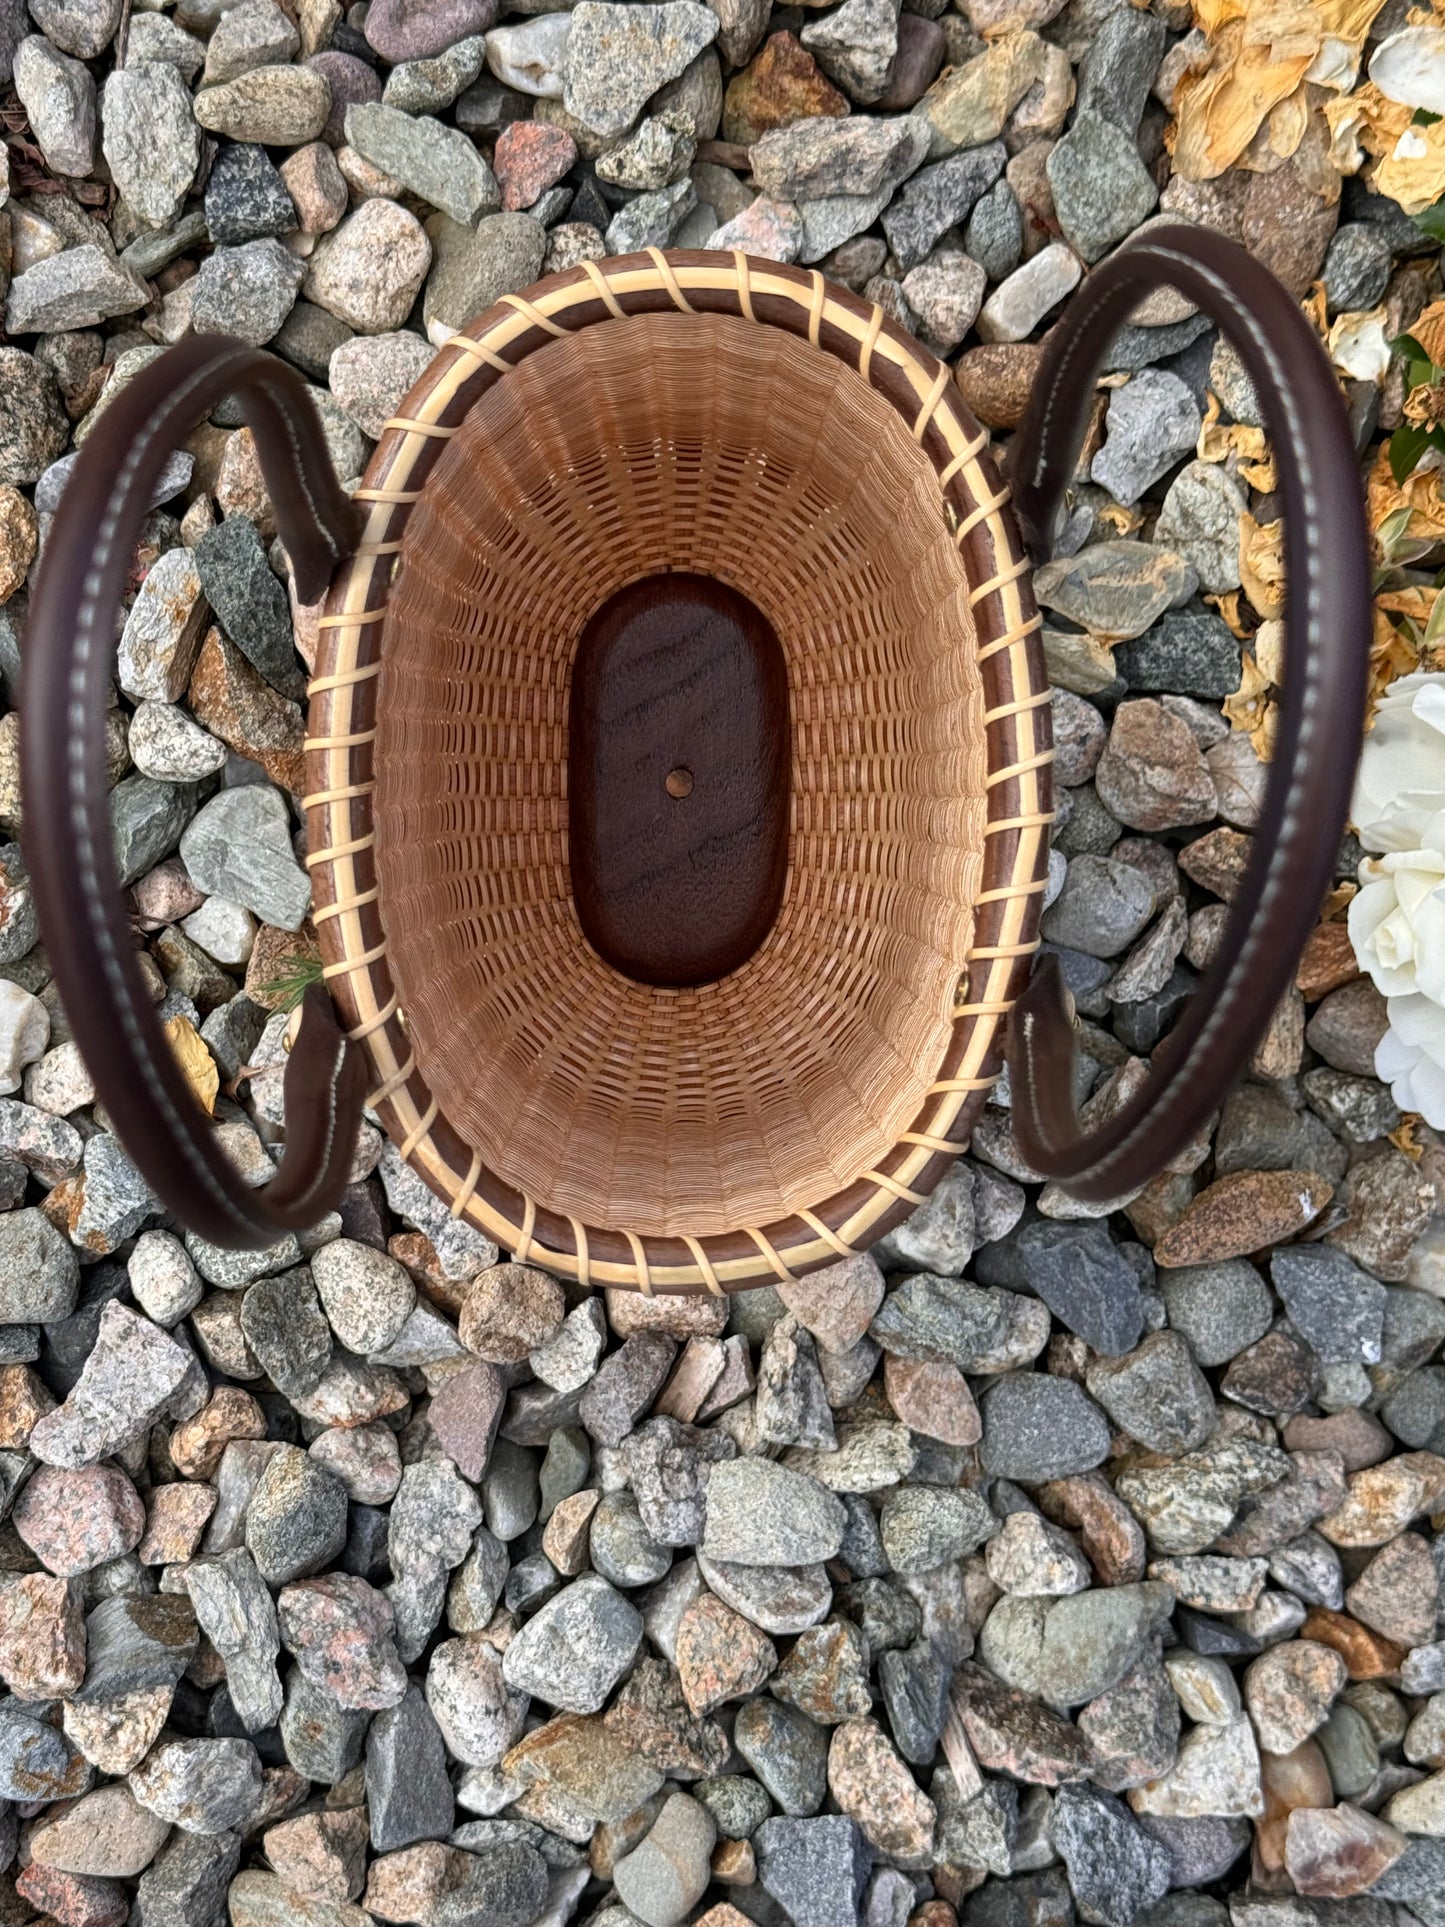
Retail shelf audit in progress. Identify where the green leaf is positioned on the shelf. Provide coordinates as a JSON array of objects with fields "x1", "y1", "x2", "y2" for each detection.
[
  {"x1": 1391, "y1": 422, "x2": 1434, "y2": 484},
  {"x1": 1414, "y1": 201, "x2": 1445, "y2": 242}
]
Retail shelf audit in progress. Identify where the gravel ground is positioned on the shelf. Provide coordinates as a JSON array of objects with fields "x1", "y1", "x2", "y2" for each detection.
[{"x1": 0, "y1": 4, "x2": 1444, "y2": 1927}]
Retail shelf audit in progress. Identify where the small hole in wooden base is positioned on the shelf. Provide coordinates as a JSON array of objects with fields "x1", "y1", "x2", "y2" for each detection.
[{"x1": 665, "y1": 767, "x2": 694, "y2": 800}]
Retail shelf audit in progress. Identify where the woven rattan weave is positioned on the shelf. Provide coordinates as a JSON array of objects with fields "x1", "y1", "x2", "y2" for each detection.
[{"x1": 306, "y1": 249, "x2": 1052, "y2": 1295}]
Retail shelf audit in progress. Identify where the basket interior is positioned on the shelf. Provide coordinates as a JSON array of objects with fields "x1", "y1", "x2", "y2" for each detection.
[{"x1": 373, "y1": 308, "x2": 987, "y2": 1240}]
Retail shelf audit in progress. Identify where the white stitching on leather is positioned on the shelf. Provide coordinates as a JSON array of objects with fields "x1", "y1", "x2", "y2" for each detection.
[
  {"x1": 67, "y1": 350, "x2": 348, "y2": 1234},
  {"x1": 1015, "y1": 240, "x2": 1326, "y2": 1191}
]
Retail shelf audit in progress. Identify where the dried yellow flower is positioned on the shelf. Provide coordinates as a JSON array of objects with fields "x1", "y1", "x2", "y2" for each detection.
[
  {"x1": 1409, "y1": 298, "x2": 1445, "y2": 367},
  {"x1": 1367, "y1": 439, "x2": 1445, "y2": 538},
  {"x1": 1239, "y1": 513, "x2": 1286, "y2": 619},
  {"x1": 1222, "y1": 650, "x2": 1278, "y2": 756},
  {"x1": 164, "y1": 1013, "x2": 219, "y2": 1117},
  {"x1": 1403, "y1": 381, "x2": 1445, "y2": 428},
  {"x1": 1196, "y1": 393, "x2": 1279, "y2": 488}
]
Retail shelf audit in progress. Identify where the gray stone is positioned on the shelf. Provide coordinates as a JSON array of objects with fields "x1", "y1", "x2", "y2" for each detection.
[
  {"x1": 1115, "y1": 608, "x2": 1242, "y2": 698},
  {"x1": 13, "y1": 35, "x2": 94, "y2": 177},
  {"x1": 1091, "y1": 370, "x2": 1203, "y2": 506},
  {"x1": 124, "y1": 13, "x2": 205, "y2": 74},
  {"x1": 625, "y1": 1416, "x2": 734, "y2": 1545},
  {"x1": 614, "y1": 1793, "x2": 716, "y2": 1927},
  {"x1": 204, "y1": 143, "x2": 297, "y2": 245},
  {"x1": 979, "y1": 1583, "x2": 1174, "y2": 1707},
  {"x1": 1152, "y1": 469, "x2": 1248, "y2": 598},
  {"x1": 1049, "y1": 1785, "x2": 1172, "y2": 1926},
  {"x1": 109, "y1": 775, "x2": 194, "y2": 889},
  {"x1": 1041, "y1": 854, "x2": 1155, "y2": 959},
  {"x1": 1015, "y1": 1220, "x2": 1145, "y2": 1355},
  {"x1": 383, "y1": 35, "x2": 488, "y2": 110},
  {"x1": 1085, "y1": 1333, "x2": 1216, "y2": 1454},
  {"x1": 29, "y1": 0, "x2": 121, "y2": 57},
  {"x1": 880, "y1": 141, "x2": 1004, "y2": 270},
  {"x1": 387, "y1": 1457, "x2": 483, "y2": 1662},
  {"x1": 1323, "y1": 222, "x2": 1393, "y2": 314},
  {"x1": 1047, "y1": 113, "x2": 1157, "y2": 264},
  {"x1": 878, "y1": 1485, "x2": 997, "y2": 1572},
  {"x1": 979, "y1": 1374, "x2": 1112, "y2": 1482},
  {"x1": 0, "y1": 1206, "x2": 78, "y2": 1323},
  {"x1": 800, "y1": 0, "x2": 897, "y2": 101},
  {"x1": 280, "y1": 1667, "x2": 371, "y2": 1784},
  {"x1": 1075, "y1": 6, "x2": 1166, "y2": 131},
  {"x1": 563, "y1": 0, "x2": 719, "y2": 137},
  {"x1": 129, "y1": 1737, "x2": 263, "y2": 1834},
  {"x1": 501, "y1": 1573, "x2": 643, "y2": 1712},
  {"x1": 736, "y1": 1697, "x2": 829, "y2": 1815},
  {"x1": 605, "y1": 178, "x2": 697, "y2": 253},
  {"x1": 1302, "y1": 1068, "x2": 1401, "y2": 1144},
  {"x1": 753, "y1": 113, "x2": 926, "y2": 201},
  {"x1": 871, "y1": 1274, "x2": 1006, "y2": 1366},
  {"x1": 1270, "y1": 1245, "x2": 1387, "y2": 1366},
  {"x1": 202, "y1": 0, "x2": 297, "y2": 81},
  {"x1": 194, "y1": 515, "x2": 301, "y2": 697},
  {"x1": 696, "y1": 1775, "x2": 772, "y2": 1840},
  {"x1": 132, "y1": 1830, "x2": 242, "y2": 1927},
  {"x1": 101, "y1": 63, "x2": 199, "y2": 230},
  {"x1": 702, "y1": 1457, "x2": 847, "y2": 1566},
  {"x1": 239, "y1": 1270, "x2": 332, "y2": 1400},
  {"x1": 328, "y1": 331, "x2": 434, "y2": 440},
  {"x1": 697, "y1": 1553, "x2": 833, "y2": 1636},
  {"x1": 596, "y1": 113, "x2": 698, "y2": 191},
  {"x1": 367, "y1": 1685, "x2": 456, "y2": 1852},
  {"x1": 1136, "y1": 1816, "x2": 1249, "y2": 1888},
  {"x1": 755, "y1": 1815, "x2": 871, "y2": 1927},
  {"x1": 347, "y1": 101, "x2": 499, "y2": 224},
  {"x1": 903, "y1": 249, "x2": 988, "y2": 353},
  {"x1": 880, "y1": 1643, "x2": 952, "y2": 1764},
  {"x1": 189, "y1": 238, "x2": 305, "y2": 346},
  {"x1": 245, "y1": 1445, "x2": 348, "y2": 1586},
  {"x1": 0, "y1": 1703, "x2": 89, "y2": 1801},
  {"x1": 424, "y1": 211, "x2": 547, "y2": 334},
  {"x1": 76, "y1": 1593, "x2": 198, "y2": 1702},
  {"x1": 182, "y1": 1550, "x2": 282, "y2": 1734},
  {"x1": 31, "y1": 1301, "x2": 189, "y2": 1468},
  {"x1": 579, "y1": 1333, "x2": 677, "y2": 1447},
  {"x1": 180, "y1": 789, "x2": 310, "y2": 932},
  {"x1": 965, "y1": 178, "x2": 1022, "y2": 281}
]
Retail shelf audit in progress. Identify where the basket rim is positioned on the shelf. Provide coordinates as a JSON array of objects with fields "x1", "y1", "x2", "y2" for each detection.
[{"x1": 305, "y1": 247, "x2": 1054, "y2": 1296}]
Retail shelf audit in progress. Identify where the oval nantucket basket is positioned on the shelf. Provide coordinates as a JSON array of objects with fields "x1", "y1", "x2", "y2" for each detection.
[{"x1": 305, "y1": 249, "x2": 1053, "y2": 1296}]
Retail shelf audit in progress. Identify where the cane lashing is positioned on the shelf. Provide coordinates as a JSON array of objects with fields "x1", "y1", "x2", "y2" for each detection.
[{"x1": 307, "y1": 250, "x2": 1053, "y2": 1293}]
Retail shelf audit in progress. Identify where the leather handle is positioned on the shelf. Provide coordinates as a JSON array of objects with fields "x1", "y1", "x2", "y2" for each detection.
[
  {"x1": 1002, "y1": 223, "x2": 1372, "y2": 1203},
  {"x1": 22, "y1": 335, "x2": 368, "y2": 1250}
]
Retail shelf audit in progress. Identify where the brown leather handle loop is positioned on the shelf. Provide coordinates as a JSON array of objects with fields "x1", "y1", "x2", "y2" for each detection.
[
  {"x1": 22, "y1": 335, "x2": 367, "y2": 1250},
  {"x1": 1002, "y1": 223, "x2": 1372, "y2": 1203}
]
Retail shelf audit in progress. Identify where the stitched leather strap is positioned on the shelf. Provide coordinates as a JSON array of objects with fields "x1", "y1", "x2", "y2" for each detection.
[
  {"x1": 1003, "y1": 223, "x2": 1372, "y2": 1203},
  {"x1": 22, "y1": 336, "x2": 367, "y2": 1249}
]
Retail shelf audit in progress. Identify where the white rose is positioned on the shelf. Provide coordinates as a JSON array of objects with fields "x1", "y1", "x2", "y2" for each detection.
[
  {"x1": 1351, "y1": 670, "x2": 1445, "y2": 853},
  {"x1": 1348, "y1": 847, "x2": 1445, "y2": 1001},
  {"x1": 1378, "y1": 993, "x2": 1445, "y2": 1127}
]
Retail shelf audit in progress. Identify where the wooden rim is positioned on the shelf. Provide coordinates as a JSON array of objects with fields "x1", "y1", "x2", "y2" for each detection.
[{"x1": 306, "y1": 248, "x2": 1054, "y2": 1295}]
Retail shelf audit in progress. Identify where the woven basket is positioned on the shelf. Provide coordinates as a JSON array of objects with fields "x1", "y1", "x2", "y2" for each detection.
[
  {"x1": 305, "y1": 248, "x2": 1052, "y2": 1296},
  {"x1": 23, "y1": 225, "x2": 1374, "y2": 1277}
]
